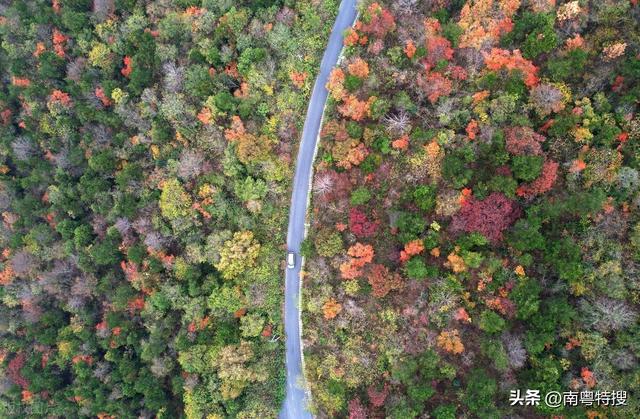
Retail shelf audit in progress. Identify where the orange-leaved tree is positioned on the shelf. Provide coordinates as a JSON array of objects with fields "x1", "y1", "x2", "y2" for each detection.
[
  {"x1": 437, "y1": 329, "x2": 465, "y2": 354},
  {"x1": 483, "y1": 48, "x2": 539, "y2": 87},
  {"x1": 323, "y1": 298, "x2": 342, "y2": 319},
  {"x1": 338, "y1": 95, "x2": 376, "y2": 121},
  {"x1": 399, "y1": 239, "x2": 424, "y2": 262},
  {"x1": 348, "y1": 58, "x2": 369, "y2": 79},
  {"x1": 367, "y1": 264, "x2": 403, "y2": 298},
  {"x1": 340, "y1": 243, "x2": 374, "y2": 279}
]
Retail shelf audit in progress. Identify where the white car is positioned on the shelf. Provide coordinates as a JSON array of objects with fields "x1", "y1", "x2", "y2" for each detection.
[{"x1": 287, "y1": 252, "x2": 296, "y2": 269}]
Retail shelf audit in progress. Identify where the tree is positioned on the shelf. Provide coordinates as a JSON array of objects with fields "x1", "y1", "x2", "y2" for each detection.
[
  {"x1": 511, "y1": 277, "x2": 541, "y2": 320},
  {"x1": 450, "y1": 192, "x2": 521, "y2": 242},
  {"x1": 483, "y1": 48, "x2": 539, "y2": 87},
  {"x1": 347, "y1": 243, "x2": 374, "y2": 264},
  {"x1": 333, "y1": 139, "x2": 369, "y2": 169},
  {"x1": 348, "y1": 397, "x2": 368, "y2": 419},
  {"x1": 350, "y1": 187, "x2": 372, "y2": 205},
  {"x1": 224, "y1": 116, "x2": 272, "y2": 164},
  {"x1": 478, "y1": 310, "x2": 506, "y2": 334},
  {"x1": 511, "y1": 155, "x2": 544, "y2": 181},
  {"x1": 367, "y1": 382, "x2": 389, "y2": 407},
  {"x1": 404, "y1": 40, "x2": 416, "y2": 59},
  {"x1": 400, "y1": 240, "x2": 425, "y2": 262},
  {"x1": 338, "y1": 95, "x2": 375, "y2": 121},
  {"x1": 314, "y1": 229, "x2": 344, "y2": 257},
  {"x1": 121, "y1": 56, "x2": 133, "y2": 77},
  {"x1": 516, "y1": 160, "x2": 558, "y2": 197},
  {"x1": 464, "y1": 369, "x2": 497, "y2": 416},
  {"x1": 418, "y1": 72, "x2": 452, "y2": 104},
  {"x1": 367, "y1": 264, "x2": 402, "y2": 297},
  {"x1": 326, "y1": 68, "x2": 346, "y2": 100},
  {"x1": 216, "y1": 341, "x2": 267, "y2": 400},
  {"x1": 503, "y1": 11, "x2": 558, "y2": 59},
  {"x1": 340, "y1": 243, "x2": 374, "y2": 279},
  {"x1": 425, "y1": 36, "x2": 454, "y2": 68},
  {"x1": 347, "y1": 58, "x2": 369, "y2": 78},
  {"x1": 412, "y1": 185, "x2": 437, "y2": 212},
  {"x1": 505, "y1": 126, "x2": 545, "y2": 156},
  {"x1": 404, "y1": 257, "x2": 430, "y2": 279},
  {"x1": 433, "y1": 404, "x2": 457, "y2": 419},
  {"x1": 215, "y1": 231, "x2": 261, "y2": 280},
  {"x1": 360, "y1": 3, "x2": 396, "y2": 39},
  {"x1": 240, "y1": 313, "x2": 265, "y2": 338},
  {"x1": 437, "y1": 330, "x2": 464, "y2": 354},
  {"x1": 322, "y1": 298, "x2": 342, "y2": 319},
  {"x1": 349, "y1": 207, "x2": 378, "y2": 237},
  {"x1": 160, "y1": 179, "x2": 192, "y2": 220},
  {"x1": 457, "y1": 0, "x2": 520, "y2": 49}
]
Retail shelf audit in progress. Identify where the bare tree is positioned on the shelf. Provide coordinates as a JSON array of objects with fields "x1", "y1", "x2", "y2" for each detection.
[
  {"x1": 276, "y1": 7, "x2": 295, "y2": 26},
  {"x1": 177, "y1": 149, "x2": 205, "y2": 180},
  {"x1": 502, "y1": 332, "x2": 527, "y2": 369},
  {"x1": 93, "y1": 361, "x2": 111, "y2": 382},
  {"x1": 610, "y1": 349, "x2": 636, "y2": 370},
  {"x1": 114, "y1": 217, "x2": 132, "y2": 235},
  {"x1": 530, "y1": 83, "x2": 566, "y2": 116},
  {"x1": 11, "y1": 137, "x2": 35, "y2": 161},
  {"x1": 93, "y1": 0, "x2": 115, "y2": 22},
  {"x1": 313, "y1": 171, "x2": 334, "y2": 197},
  {"x1": 580, "y1": 297, "x2": 639, "y2": 332},
  {"x1": 150, "y1": 356, "x2": 172, "y2": 377},
  {"x1": 144, "y1": 231, "x2": 166, "y2": 251},
  {"x1": 66, "y1": 57, "x2": 86, "y2": 82},
  {"x1": 88, "y1": 124, "x2": 113, "y2": 148},
  {"x1": 162, "y1": 62, "x2": 184, "y2": 94},
  {"x1": 382, "y1": 111, "x2": 412, "y2": 136},
  {"x1": 11, "y1": 251, "x2": 35, "y2": 278}
]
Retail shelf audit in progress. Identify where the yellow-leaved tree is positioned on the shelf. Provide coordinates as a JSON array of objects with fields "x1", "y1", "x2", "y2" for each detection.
[{"x1": 215, "y1": 231, "x2": 261, "y2": 280}]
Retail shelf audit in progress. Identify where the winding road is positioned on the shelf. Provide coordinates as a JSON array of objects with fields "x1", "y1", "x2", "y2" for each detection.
[{"x1": 280, "y1": 1, "x2": 358, "y2": 418}]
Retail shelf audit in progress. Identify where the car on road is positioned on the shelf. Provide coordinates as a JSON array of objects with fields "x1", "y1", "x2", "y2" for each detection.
[{"x1": 287, "y1": 252, "x2": 296, "y2": 269}]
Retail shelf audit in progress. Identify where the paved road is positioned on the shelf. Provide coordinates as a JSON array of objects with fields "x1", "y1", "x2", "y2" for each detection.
[{"x1": 280, "y1": 1, "x2": 358, "y2": 418}]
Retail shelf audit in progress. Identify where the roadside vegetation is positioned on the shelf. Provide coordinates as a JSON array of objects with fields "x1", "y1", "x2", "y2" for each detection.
[
  {"x1": 0, "y1": 0, "x2": 337, "y2": 417},
  {"x1": 304, "y1": 1, "x2": 640, "y2": 417}
]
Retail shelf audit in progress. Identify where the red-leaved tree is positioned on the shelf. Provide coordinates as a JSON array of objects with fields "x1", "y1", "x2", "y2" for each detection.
[
  {"x1": 348, "y1": 397, "x2": 368, "y2": 419},
  {"x1": 368, "y1": 382, "x2": 389, "y2": 407},
  {"x1": 8, "y1": 353, "x2": 29, "y2": 389},
  {"x1": 450, "y1": 192, "x2": 521, "y2": 242},
  {"x1": 349, "y1": 207, "x2": 378, "y2": 237},
  {"x1": 516, "y1": 160, "x2": 559, "y2": 197},
  {"x1": 505, "y1": 126, "x2": 545, "y2": 156},
  {"x1": 360, "y1": 3, "x2": 396, "y2": 39}
]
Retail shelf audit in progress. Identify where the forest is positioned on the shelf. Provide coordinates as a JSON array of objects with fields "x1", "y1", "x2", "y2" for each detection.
[
  {"x1": 0, "y1": 0, "x2": 338, "y2": 417},
  {"x1": 303, "y1": 0, "x2": 640, "y2": 418}
]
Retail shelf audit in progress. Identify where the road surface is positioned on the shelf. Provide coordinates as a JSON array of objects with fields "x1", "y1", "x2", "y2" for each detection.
[{"x1": 280, "y1": 1, "x2": 358, "y2": 418}]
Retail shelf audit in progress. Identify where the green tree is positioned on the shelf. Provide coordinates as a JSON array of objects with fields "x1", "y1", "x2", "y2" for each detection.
[
  {"x1": 478, "y1": 310, "x2": 506, "y2": 334},
  {"x1": 464, "y1": 369, "x2": 498, "y2": 416}
]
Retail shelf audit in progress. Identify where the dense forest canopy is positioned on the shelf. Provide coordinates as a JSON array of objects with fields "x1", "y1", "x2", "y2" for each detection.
[
  {"x1": 0, "y1": 0, "x2": 338, "y2": 417},
  {"x1": 304, "y1": 0, "x2": 640, "y2": 418}
]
